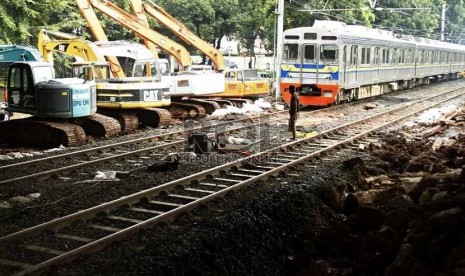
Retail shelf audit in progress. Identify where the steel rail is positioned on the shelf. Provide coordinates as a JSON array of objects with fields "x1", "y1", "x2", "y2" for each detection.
[
  {"x1": 0, "y1": 120, "x2": 267, "y2": 185},
  {"x1": 0, "y1": 110, "x2": 287, "y2": 172},
  {"x1": 1, "y1": 82, "x2": 462, "y2": 185},
  {"x1": 1, "y1": 87, "x2": 464, "y2": 276}
]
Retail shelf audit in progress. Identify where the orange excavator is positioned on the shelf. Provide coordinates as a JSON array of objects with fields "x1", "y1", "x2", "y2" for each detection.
[
  {"x1": 74, "y1": 0, "x2": 227, "y2": 115},
  {"x1": 128, "y1": 0, "x2": 269, "y2": 100},
  {"x1": 74, "y1": 0, "x2": 191, "y2": 71},
  {"x1": 129, "y1": 0, "x2": 225, "y2": 72}
]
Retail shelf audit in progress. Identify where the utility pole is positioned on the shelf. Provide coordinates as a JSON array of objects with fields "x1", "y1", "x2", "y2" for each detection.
[
  {"x1": 441, "y1": 4, "x2": 447, "y2": 41},
  {"x1": 274, "y1": 0, "x2": 284, "y2": 101}
]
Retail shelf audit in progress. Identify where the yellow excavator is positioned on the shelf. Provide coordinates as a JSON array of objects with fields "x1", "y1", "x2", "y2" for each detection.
[
  {"x1": 74, "y1": 0, "x2": 229, "y2": 115},
  {"x1": 129, "y1": 0, "x2": 269, "y2": 99},
  {"x1": 129, "y1": 0, "x2": 225, "y2": 72},
  {"x1": 38, "y1": 29, "x2": 172, "y2": 130},
  {"x1": 74, "y1": 0, "x2": 191, "y2": 71}
]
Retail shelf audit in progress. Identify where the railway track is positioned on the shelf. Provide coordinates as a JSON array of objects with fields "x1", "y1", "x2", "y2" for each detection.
[
  {"x1": 1, "y1": 85, "x2": 464, "y2": 275},
  {"x1": 0, "y1": 110, "x2": 288, "y2": 185},
  {"x1": 1, "y1": 80, "x2": 461, "y2": 185}
]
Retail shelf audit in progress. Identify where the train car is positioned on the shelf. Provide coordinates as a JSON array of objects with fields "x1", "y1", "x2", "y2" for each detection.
[{"x1": 280, "y1": 20, "x2": 465, "y2": 107}]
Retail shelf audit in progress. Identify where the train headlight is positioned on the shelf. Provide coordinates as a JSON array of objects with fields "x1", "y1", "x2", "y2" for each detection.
[{"x1": 323, "y1": 90, "x2": 333, "y2": 97}]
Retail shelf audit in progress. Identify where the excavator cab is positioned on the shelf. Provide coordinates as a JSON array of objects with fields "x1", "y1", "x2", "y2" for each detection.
[
  {"x1": 133, "y1": 60, "x2": 160, "y2": 80},
  {"x1": 72, "y1": 61, "x2": 111, "y2": 82},
  {"x1": 6, "y1": 61, "x2": 97, "y2": 118}
]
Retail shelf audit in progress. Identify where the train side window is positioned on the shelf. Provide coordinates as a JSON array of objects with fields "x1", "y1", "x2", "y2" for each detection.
[
  {"x1": 350, "y1": 45, "x2": 358, "y2": 66},
  {"x1": 407, "y1": 49, "x2": 413, "y2": 64},
  {"x1": 283, "y1": 44, "x2": 299, "y2": 60},
  {"x1": 374, "y1": 47, "x2": 380, "y2": 65},
  {"x1": 360, "y1": 47, "x2": 371, "y2": 65},
  {"x1": 398, "y1": 49, "x2": 405, "y2": 64},
  {"x1": 382, "y1": 49, "x2": 388, "y2": 64},
  {"x1": 304, "y1": 44, "x2": 315, "y2": 61}
]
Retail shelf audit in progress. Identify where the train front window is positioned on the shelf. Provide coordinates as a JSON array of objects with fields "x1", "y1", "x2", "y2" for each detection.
[
  {"x1": 304, "y1": 44, "x2": 315, "y2": 61},
  {"x1": 320, "y1": 44, "x2": 338, "y2": 62},
  {"x1": 283, "y1": 44, "x2": 299, "y2": 60}
]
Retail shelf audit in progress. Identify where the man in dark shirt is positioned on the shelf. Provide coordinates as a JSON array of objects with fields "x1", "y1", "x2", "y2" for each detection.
[{"x1": 288, "y1": 85, "x2": 300, "y2": 140}]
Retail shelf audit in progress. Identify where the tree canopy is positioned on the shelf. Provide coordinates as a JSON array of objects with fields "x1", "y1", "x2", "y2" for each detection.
[{"x1": 1, "y1": 0, "x2": 464, "y2": 56}]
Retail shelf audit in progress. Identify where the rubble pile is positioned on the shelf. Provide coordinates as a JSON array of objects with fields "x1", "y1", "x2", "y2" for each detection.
[{"x1": 298, "y1": 106, "x2": 465, "y2": 275}]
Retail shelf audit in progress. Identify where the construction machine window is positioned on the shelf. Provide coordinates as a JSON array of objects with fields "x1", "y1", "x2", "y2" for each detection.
[
  {"x1": 283, "y1": 44, "x2": 299, "y2": 60},
  {"x1": 32, "y1": 67, "x2": 53, "y2": 84},
  {"x1": 238, "y1": 71, "x2": 244, "y2": 82},
  {"x1": 22, "y1": 68, "x2": 34, "y2": 108},
  {"x1": 10, "y1": 67, "x2": 21, "y2": 89},
  {"x1": 133, "y1": 63, "x2": 144, "y2": 77},
  {"x1": 8, "y1": 68, "x2": 21, "y2": 105},
  {"x1": 159, "y1": 62, "x2": 170, "y2": 76},
  {"x1": 94, "y1": 65, "x2": 110, "y2": 80},
  {"x1": 118, "y1": 57, "x2": 135, "y2": 77},
  {"x1": 225, "y1": 71, "x2": 236, "y2": 79},
  {"x1": 149, "y1": 62, "x2": 159, "y2": 78}
]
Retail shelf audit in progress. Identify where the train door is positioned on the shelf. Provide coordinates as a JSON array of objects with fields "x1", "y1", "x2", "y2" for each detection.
[
  {"x1": 343, "y1": 45, "x2": 347, "y2": 83},
  {"x1": 302, "y1": 43, "x2": 316, "y2": 84},
  {"x1": 374, "y1": 47, "x2": 380, "y2": 81},
  {"x1": 349, "y1": 45, "x2": 358, "y2": 83}
]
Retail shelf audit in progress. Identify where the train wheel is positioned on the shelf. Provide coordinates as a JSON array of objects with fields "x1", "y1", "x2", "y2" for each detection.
[{"x1": 334, "y1": 93, "x2": 342, "y2": 105}]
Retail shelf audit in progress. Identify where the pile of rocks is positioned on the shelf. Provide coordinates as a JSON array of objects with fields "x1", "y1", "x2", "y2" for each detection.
[{"x1": 301, "y1": 108, "x2": 465, "y2": 275}]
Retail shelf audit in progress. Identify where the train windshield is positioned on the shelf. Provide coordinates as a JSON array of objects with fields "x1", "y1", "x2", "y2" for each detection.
[
  {"x1": 304, "y1": 44, "x2": 316, "y2": 61},
  {"x1": 283, "y1": 44, "x2": 299, "y2": 61},
  {"x1": 320, "y1": 44, "x2": 338, "y2": 62}
]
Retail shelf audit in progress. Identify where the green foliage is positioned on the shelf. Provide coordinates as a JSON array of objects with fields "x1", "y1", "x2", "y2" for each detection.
[{"x1": 1, "y1": 0, "x2": 465, "y2": 58}]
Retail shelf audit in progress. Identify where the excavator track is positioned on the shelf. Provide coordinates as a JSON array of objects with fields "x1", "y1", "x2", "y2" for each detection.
[
  {"x1": 180, "y1": 99, "x2": 221, "y2": 115},
  {"x1": 204, "y1": 99, "x2": 234, "y2": 108},
  {"x1": 223, "y1": 98, "x2": 254, "y2": 107},
  {"x1": 97, "y1": 109, "x2": 140, "y2": 132},
  {"x1": 0, "y1": 119, "x2": 86, "y2": 148},
  {"x1": 74, "y1": 113, "x2": 122, "y2": 138},
  {"x1": 167, "y1": 102, "x2": 206, "y2": 120},
  {"x1": 135, "y1": 108, "x2": 172, "y2": 127}
]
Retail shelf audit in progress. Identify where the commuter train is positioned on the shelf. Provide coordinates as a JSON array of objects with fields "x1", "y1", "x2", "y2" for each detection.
[{"x1": 280, "y1": 20, "x2": 465, "y2": 106}]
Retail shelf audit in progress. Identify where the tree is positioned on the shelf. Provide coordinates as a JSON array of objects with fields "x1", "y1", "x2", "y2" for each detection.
[
  {"x1": 0, "y1": 0, "x2": 71, "y2": 44},
  {"x1": 372, "y1": 0, "x2": 439, "y2": 37},
  {"x1": 444, "y1": 0, "x2": 465, "y2": 44}
]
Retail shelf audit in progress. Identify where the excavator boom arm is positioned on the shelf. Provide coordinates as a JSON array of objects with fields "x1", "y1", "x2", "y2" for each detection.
[
  {"x1": 138, "y1": 0, "x2": 225, "y2": 72},
  {"x1": 75, "y1": 0, "x2": 191, "y2": 70},
  {"x1": 38, "y1": 29, "x2": 107, "y2": 65},
  {"x1": 74, "y1": 0, "x2": 125, "y2": 77},
  {"x1": 129, "y1": 0, "x2": 159, "y2": 57}
]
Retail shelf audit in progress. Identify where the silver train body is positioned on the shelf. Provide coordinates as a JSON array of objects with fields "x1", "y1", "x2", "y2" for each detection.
[{"x1": 280, "y1": 20, "x2": 465, "y2": 106}]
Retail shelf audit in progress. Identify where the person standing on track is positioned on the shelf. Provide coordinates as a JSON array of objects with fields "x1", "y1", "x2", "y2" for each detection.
[{"x1": 288, "y1": 85, "x2": 300, "y2": 140}]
